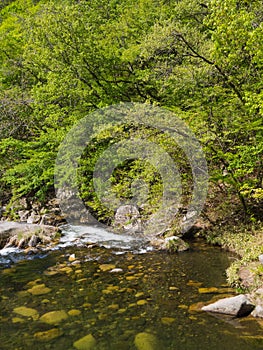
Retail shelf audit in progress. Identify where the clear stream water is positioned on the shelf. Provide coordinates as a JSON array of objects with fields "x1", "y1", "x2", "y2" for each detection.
[{"x1": 0, "y1": 225, "x2": 262, "y2": 350}]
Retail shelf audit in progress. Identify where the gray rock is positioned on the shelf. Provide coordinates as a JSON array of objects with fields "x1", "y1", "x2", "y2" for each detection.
[
  {"x1": 251, "y1": 305, "x2": 263, "y2": 318},
  {"x1": 18, "y1": 210, "x2": 30, "y2": 222},
  {"x1": 202, "y1": 294, "x2": 255, "y2": 317},
  {"x1": 259, "y1": 254, "x2": 263, "y2": 264},
  {"x1": 27, "y1": 212, "x2": 41, "y2": 224},
  {"x1": 114, "y1": 205, "x2": 142, "y2": 233},
  {"x1": 0, "y1": 221, "x2": 61, "y2": 250},
  {"x1": 110, "y1": 268, "x2": 123, "y2": 273}
]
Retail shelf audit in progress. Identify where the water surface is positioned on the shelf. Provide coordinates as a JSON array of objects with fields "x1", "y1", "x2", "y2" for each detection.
[{"x1": 0, "y1": 225, "x2": 262, "y2": 349}]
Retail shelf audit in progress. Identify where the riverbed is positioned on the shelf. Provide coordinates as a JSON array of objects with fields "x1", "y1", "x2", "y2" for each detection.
[{"x1": 0, "y1": 225, "x2": 262, "y2": 349}]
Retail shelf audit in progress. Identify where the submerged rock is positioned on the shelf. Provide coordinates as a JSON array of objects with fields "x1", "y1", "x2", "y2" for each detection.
[
  {"x1": 134, "y1": 332, "x2": 159, "y2": 350},
  {"x1": 27, "y1": 283, "x2": 51, "y2": 296},
  {"x1": 39, "y1": 310, "x2": 68, "y2": 325},
  {"x1": 34, "y1": 328, "x2": 63, "y2": 342},
  {"x1": 202, "y1": 294, "x2": 255, "y2": 317},
  {"x1": 99, "y1": 264, "x2": 116, "y2": 272},
  {"x1": 73, "y1": 334, "x2": 96, "y2": 350},
  {"x1": 13, "y1": 306, "x2": 39, "y2": 320}
]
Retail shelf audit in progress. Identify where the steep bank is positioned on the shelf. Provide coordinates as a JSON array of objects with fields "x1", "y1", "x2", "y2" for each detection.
[{"x1": 203, "y1": 222, "x2": 263, "y2": 316}]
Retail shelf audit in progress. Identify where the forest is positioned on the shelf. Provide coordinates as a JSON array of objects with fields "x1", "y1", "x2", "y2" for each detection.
[
  {"x1": 0, "y1": 0, "x2": 262, "y2": 227},
  {"x1": 0, "y1": 2, "x2": 263, "y2": 349}
]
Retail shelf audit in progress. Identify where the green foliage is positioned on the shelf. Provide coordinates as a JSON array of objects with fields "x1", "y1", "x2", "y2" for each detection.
[{"x1": 0, "y1": 0, "x2": 262, "y2": 224}]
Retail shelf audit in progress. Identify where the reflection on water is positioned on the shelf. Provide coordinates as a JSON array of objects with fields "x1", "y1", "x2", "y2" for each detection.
[{"x1": 0, "y1": 227, "x2": 262, "y2": 350}]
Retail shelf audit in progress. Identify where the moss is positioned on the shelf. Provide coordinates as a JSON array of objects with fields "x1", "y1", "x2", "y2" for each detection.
[{"x1": 203, "y1": 222, "x2": 263, "y2": 291}]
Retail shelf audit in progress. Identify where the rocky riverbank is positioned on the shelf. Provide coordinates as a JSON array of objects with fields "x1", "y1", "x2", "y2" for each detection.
[
  {"x1": 1, "y1": 197, "x2": 262, "y2": 320},
  {"x1": 202, "y1": 223, "x2": 263, "y2": 319},
  {"x1": 0, "y1": 221, "x2": 61, "y2": 251}
]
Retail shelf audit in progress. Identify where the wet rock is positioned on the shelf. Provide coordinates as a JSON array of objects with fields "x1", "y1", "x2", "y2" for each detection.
[
  {"x1": 110, "y1": 268, "x2": 123, "y2": 273},
  {"x1": 164, "y1": 236, "x2": 189, "y2": 252},
  {"x1": 34, "y1": 328, "x2": 62, "y2": 342},
  {"x1": 68, "y1": 254, "x2": 76, "y2": 262},
  {"x1": 251, "y1": 305, "x2": 263, "y2": 318},
  {"x1": 99, "y1": 264, "x2": 116, "y2": 272},
  {"x1": 39, "y1": 310, "x2": 68, "y2": 325},
  {"x1": 161, "y1": 317, "x2": 175, "y2": 325},
  {"x1": 28, "y1": 234, "x2": 40, "y2": 247},
  {"x1": 13, "y1": 306, "x2": 39, "y2": 320},
  {"x1": 18, "y1": 210, "x2": 30, "y2": 222},
  {"x1": 114, "y1": 205, "x2": 142, "y2": 233},
  {"x1": 27, "y1": 212, "x2": 41, "y2": 224},
  {"x1": 134, "y1": 332, "x2": 159, "y2": 350},
  {"x1": 202, "y1": 294, "x2": 255, "y2": 317},
  {"x1": 150, "y1": 236, "x2": 189, "y2": 252},
  {"x1": 0, "y1": 221, "x2": 61, "y2": 250},
  {"x1": 68, "y1": 309, "x2": 81, "y2": 316},
  {"x1": 73, "y1": 333, "x2": 96, "y2": 350},
  {"x1": 12, "y1": 317, "x2": 25, "y2": 323},
  {"x1": 198, "y1": 287, "x2": 218, "y2": 294},
  {"x1": 27, "y1": 283, "x2": 51, "y2": 296},
  {"x1": 188, "y1": 302, "x2": 206, "y2": 313}
]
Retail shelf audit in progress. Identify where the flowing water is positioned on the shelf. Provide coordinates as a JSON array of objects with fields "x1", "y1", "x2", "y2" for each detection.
[{"x1": 0, "y1": 225, "x2": 262, "y2": 350}]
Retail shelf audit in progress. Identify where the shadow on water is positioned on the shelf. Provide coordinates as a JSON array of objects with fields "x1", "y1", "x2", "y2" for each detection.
[{"x1": 0, "y1": 225, "x2": 262, "y2": 349}]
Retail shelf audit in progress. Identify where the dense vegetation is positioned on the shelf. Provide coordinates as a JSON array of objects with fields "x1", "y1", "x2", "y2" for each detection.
[{"x1": 0, "y1": 0, "x2": 262, "y2": 226}]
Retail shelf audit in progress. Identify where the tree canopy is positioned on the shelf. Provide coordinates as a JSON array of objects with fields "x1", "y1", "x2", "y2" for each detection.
[{"x1": 0, "y1": 0, "x2": 262, "y2": 223}]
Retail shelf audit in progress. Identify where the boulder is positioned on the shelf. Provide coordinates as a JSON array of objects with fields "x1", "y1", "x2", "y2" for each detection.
[
  {"x1": 150, "y1": 236, "x2": 189, "y2": 252},
  {"x1": 202, "y1": 294, "x2": 255, "y2": 317},
  {"x1": 114, "y1": 205, "x2": 142, "y2": 233},
  {"x1": 251, "y1": 305, "x2": 263, "y2": 318},
  {"x1": 0, "y1": 221, "x2": 61, "y2": 250}
]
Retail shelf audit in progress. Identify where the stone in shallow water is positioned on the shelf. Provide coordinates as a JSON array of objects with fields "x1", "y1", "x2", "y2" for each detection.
[
  {"x1": 73, "y1": 333, "x2": 96, "y2": 350},
  {"x1": 202, "y1": 294, "x2": 255, "y2": 317},
  {"x1": 12, "y1": 317, "x2": 25, "y2": 323},
  {"x1": 198, "y1": 287, "x2": 218, "y2": 294},
  {"x1": 68, "y1": 309, "x2": 81, "y2": 316},
  {"x1": 188, "y1": 302, "x2": 205, "y2": 313},
  {"x1": 27, "y1": 284, "x2": 51, "y2": 295},
  {"x1": 134, "y1": 332, "x2": 159, "y2": 350},
  {"x1": 39, "y1": 310, "x2": 68, "y2": 325},
  {"x1": 34, "y1": 328, "x2": 62, "y2": 342},
  {"x1": 99, "y1": 264, "x2": 116, "y2": 272},
  {"x1": 13, "y1": 306, "x2": 39, "y2": 320},
  {"x1": 251, "y1": 305, "x2": 263, "y2": 318},
  {"x1": 110, "y1": 268, "x2": 123, "y2": 273},
  {"x1": 161, "y1": 317, "x2": 175, "y2": 325}
]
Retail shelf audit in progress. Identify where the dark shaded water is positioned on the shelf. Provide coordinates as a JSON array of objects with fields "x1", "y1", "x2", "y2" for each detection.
[{"x1": 0, "y1": 227, "x2": 262, "y2": 349}]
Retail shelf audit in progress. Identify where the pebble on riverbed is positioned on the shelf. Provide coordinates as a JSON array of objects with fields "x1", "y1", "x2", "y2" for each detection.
[
  {"x1": 73, "y1": 333, "x2": 96, "y2": 350},
  {"x1": 34, "y1": 328, "x2": 63, "y2": 342},
  {"x1": 13, "y1": 306, "x2": 39, "y2": 320},
  {"x1": 39, "y1": 310, "x2": 69, "y2": 325},
  {"x1": 27, "y1": 283, "x2": 51, "y2": 295},
  {"x1": 134, "y1": 331, "x2": 160, "y2": 350}
]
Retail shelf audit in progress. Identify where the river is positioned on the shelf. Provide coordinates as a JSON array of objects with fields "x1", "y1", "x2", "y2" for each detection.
[{"x1": 0, "y1": 225, "x2": 262, "y2": 349}]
